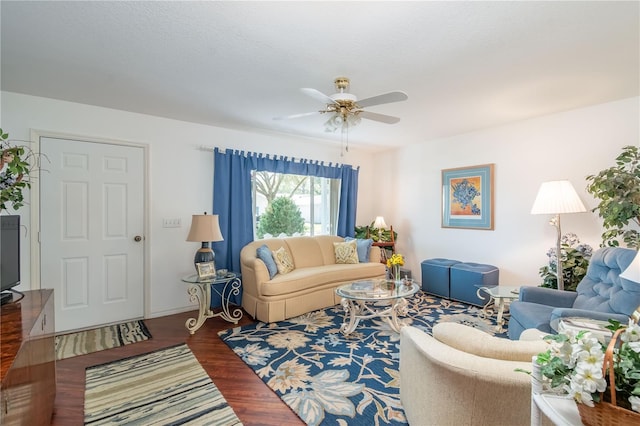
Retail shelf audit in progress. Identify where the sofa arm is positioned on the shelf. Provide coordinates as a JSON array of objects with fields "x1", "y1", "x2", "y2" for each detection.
[
  {"x1": 519, "y1": 286, "x2": 577, "y2": 308},
  {"x1": 240, "y1": 258, "x2": 271, "y2": 298}
]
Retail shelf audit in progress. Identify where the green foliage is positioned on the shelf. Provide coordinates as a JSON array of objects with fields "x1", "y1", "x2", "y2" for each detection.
[
  {"x1": 0, "y1": 128, "x2": 33, "y2": 211},
  {"x1": 586, "y1": 145, "x2": 640, "y2": 248},
  {"x1": 354, "y1": 222, "x2": 397, "y2": 242},
  {"x1": 539, "y1": 233, "x2": 592, "y2": 292},
  {"x1": 256, "y1": 196, "x2": 305, "y2": 238}
]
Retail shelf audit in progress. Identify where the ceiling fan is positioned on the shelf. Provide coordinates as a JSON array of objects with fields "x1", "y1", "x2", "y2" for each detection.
[{"x1": 275, "y1": 77, "x2": 408, "y2": 132}]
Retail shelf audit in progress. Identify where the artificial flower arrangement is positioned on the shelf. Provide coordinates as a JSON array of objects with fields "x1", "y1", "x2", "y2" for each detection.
[
  {"x1": 535, "y1": 319, "x2": 640, "y2": 421},
  {"x1": 386, "y1": 253, "x2": 405, "y2": 281}
]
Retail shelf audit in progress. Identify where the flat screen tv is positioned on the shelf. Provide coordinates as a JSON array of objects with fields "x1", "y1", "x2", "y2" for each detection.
[{"x1": 1, "y1": 215, "x2": 21, "y2": 305}]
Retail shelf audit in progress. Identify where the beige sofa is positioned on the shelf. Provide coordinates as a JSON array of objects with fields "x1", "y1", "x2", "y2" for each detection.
[
  {"x1": 240, "y1": 235, "x2": 386, "y2": 322},
  {"x1": 400, "y1": 323, "x2": 550, "y2": 426}
]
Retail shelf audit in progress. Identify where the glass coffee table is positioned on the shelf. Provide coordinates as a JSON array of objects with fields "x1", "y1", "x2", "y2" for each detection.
[
  {"x1": 475, "y1": 285, "x2": 521, "y2": 331},
  {"x1": 335, "y1": 279, "x2": 419, "y2": 335}
]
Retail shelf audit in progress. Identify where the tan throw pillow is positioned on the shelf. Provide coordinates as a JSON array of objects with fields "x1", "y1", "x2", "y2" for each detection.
[
  {"x1": 272, "y1": 247, "x2": 295, "y2": 274},
  {"x1": 333, "y1": 240, "x2": 359, "y2": 264}
]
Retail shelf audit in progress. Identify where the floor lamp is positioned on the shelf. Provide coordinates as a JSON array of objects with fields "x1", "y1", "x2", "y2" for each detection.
[
  {"x1": 531, "y1": 180, "x2": 586, "y2": 291},
  {"x1": 620, "y1": 250, "x2": 640, "y2": 323}
]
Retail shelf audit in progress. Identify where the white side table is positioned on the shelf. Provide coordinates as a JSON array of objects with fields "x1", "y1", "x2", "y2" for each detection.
[
  {"x1": 531, "y1": 356, "x2": 584, "y2": 426},
  {"x1": 182, "y1": 272, "x2": 243, "y2": 334},
  {"x1": 475, "y1": 285, "x2": 520, "y2": 331}
]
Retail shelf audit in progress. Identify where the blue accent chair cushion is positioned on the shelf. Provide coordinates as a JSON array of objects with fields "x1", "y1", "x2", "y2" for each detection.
[
  {"x1": 345, "y1": 237, "x2": 374, "y2": 263},
  {"x1": 508, "y1": 247, "x2": 640, "y2": 340},
  {"x1": 256, "y1": 244, "x2": 278, "y2": 279}
]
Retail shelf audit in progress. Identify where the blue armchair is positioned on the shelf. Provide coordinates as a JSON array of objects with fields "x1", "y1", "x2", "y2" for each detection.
[{"x1": 508, "y1": 247, "x2": 640, "y2": 340}]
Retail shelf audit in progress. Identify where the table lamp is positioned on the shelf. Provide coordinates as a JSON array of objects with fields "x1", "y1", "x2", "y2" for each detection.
[
  {"x1": 531, "y1": 180, "x2": 586, "y2": 291},
  {"x1": 373, "y1": 216, "x2": 387, "y2": 241},
  {"x1": 620, "y1": 250, "x2": 640, "y2": 323},
  {"x1": 186, "y1": 213, "x2": 224, "y2": 271}
]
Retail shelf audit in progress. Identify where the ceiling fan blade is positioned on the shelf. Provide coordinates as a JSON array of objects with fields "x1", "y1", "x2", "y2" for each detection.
[
  {"x1": 301, "y1": 88, "x2": 339, "y2": 105},
  {"x1": 357, "y1": 91, "x2": 408, "y2": 108},
  {"x1": 359, "y1": 110, "x2": 401, "y2": 124},
  {"x1": 273, "y1": 111, "x2": 322, "y2": 120}
]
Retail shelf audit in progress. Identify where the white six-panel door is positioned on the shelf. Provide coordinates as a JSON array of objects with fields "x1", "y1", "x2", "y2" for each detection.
[{"x1": 40, "y1": 137, "x2": 144, "y2": 332}]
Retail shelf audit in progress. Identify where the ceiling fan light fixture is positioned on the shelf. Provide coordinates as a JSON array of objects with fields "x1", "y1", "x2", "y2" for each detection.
[{"x1": 330, "y1": 92, "x2": 357, "y2": 102}]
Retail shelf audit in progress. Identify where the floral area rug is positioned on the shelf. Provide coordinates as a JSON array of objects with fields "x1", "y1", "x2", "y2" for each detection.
[{"x1": 219, "y1": 291, "x2": 506, "y2": 426}]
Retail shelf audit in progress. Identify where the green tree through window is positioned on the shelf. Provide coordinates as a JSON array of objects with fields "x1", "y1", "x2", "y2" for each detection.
[{"x1": 252, "y1": 171, "x2": 339, "y2": 238}]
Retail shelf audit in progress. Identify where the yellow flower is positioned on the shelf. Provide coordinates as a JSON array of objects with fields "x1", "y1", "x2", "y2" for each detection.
[{"x1": 386, "y1": 253, "x2": 405, "y2": 268}]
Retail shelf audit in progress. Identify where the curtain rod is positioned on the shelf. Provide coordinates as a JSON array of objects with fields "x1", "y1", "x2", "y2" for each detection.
[{"x1": 197, "y1": 145, "x2": 359, "y2": 169}]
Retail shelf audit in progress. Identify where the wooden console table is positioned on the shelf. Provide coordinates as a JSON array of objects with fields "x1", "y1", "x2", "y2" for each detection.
[{"x1": 1, "y1": 290, "x2": 56, "y2": 425}]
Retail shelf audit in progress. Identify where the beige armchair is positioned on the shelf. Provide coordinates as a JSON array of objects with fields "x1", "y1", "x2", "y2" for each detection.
[{"x1": 399, "y1": 323, "x2": 549, "y2": 426}]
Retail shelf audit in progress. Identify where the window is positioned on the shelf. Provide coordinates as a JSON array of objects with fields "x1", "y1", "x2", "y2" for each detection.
[{"x1": 252, "y1": 171, "x2": 340, "y2": 238}]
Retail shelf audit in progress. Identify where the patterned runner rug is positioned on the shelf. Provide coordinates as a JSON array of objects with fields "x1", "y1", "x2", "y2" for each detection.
[
  {"x1": 219, "y1": 292, "x2": 506, "y2": 426},
  {"x1": 55, "y1": 319, "x2": 152, "y2": 360},
  {"x1": 84, "y1": 343, "x2": 242, "y2": 425}
]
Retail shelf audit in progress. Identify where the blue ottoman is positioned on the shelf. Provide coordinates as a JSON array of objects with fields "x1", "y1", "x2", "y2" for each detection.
[
  {"x1": 450, "y1": 262, "x2": 499, "y2": 306},
  {"x1": 421, "y1": 259, "x2": 460, "y2": 298}
]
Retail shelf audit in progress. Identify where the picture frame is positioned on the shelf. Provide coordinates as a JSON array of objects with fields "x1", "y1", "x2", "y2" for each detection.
[
  {"x1": 196, "y1": 261, "x2": 216, "y2": 279},
  {"x1": 442, "y1": 163, "x2": 494, "y2": 230}
]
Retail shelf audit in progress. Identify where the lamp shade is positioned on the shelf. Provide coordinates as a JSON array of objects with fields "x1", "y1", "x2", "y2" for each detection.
[
  {"x1": 531, "y1": 180, "x2": 587, "y2": 215},
  {"x1": 373, "y1": 216, "x2": 388, "y2": 229},
  {"x1": 186, "y1": 214, "x2": 224, "y2": 242},
  {"x1": 620, "y1": 251, "x2": 640, "y2": 284}
]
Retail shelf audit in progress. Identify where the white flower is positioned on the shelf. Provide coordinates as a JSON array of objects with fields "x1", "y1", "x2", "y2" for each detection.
[
  {"x1": 573, "y1": 362, "x2": 607, "y2": 394},
  {"x1": 630, "y1": 396, "x2": 640, "y2": 413},
  {"x1": 565, "y1": 380, "x2": 596, "y2": 407},
  {"x1": 621, "y1": 319, "x2": 640, "y2": 342},
  {"x1": 550, "y1": 340, "x2": 574, "y2": 366},
  {"x1": 627, "y1": 341, "x2": 640, "y2": 353}
]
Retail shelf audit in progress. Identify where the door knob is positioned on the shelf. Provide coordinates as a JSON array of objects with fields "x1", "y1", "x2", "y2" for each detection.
[{"x1": 134, "y1": 235, "x2": 143, "y2": 242}]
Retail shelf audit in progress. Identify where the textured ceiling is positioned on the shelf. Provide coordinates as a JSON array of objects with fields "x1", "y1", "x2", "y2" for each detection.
[{"x1": 1, "y1": 1, "x2": 638, "y2": 151}]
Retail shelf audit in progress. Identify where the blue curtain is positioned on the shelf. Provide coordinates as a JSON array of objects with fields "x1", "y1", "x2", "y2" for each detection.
[{"x1": 212, "y1": 148, "x2": 359, "y2": 273}]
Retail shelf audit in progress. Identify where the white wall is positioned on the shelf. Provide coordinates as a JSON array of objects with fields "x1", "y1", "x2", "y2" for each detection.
[
  {"x1": 1, "y1": 91, "x2": 379, "y2": 317},
  {"x1": 3, "y1": 92, "x2": 638, "y2": 319},
  {"x1": 376, "y1": 97, "x2": 640, "y2": 286}
]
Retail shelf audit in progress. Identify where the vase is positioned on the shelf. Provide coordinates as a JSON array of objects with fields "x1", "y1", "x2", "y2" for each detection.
[{"x1": 393, "y1": 265, "x2": 400, "y2": 282}]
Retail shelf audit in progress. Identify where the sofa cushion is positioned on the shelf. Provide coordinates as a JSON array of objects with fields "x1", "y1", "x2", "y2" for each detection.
[
  {"x1": 333, "y1": 240, "x2": 359, "y2": 264},
  {"x1": 433, "y1": 322, "x2": 548, "y2": 362},
  {"x1": 284, "y1": 236, "x2": 335, "y2": 268},
  {"x1": 257, "y1": 244, "x2": 278, "y2": 279},
  {"x1": 261, "y1": 263, "x2": 385, "y2": 297},
  {"x1": 272, "y1": 247, "x2": 295, "y2": 274},
  {"x1": 345, "y1": 237, "x2": 373, "y2": 263}
]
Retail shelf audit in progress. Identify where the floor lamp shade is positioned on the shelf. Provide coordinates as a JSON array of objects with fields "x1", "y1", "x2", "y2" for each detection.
[
  {"x1": 620, "y1": 251, "x2": 640, "y2": 284},
  {"x1": 530, "y1": 180, "x2": 587, "y2": 215},
  {"x1": 186, "y1": 213, "x2": 224, "y2": 267},
  {"x1": 620, "y1": 251, "x2": 640, "y2": 323}
]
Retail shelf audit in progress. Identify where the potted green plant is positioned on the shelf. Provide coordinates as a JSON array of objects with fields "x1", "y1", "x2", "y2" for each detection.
[
  {"x1": 539, "y1": 232, "x2": 592, "y2": 292},
  {"x1": 0, "y1": 128, "x2": 35, "y2": 212},
  {"x1": 586, "y1": 145, "x2": 640, "y2": 249}
]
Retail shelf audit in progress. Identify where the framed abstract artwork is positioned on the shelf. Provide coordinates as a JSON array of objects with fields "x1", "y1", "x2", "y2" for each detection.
[{"x1": 441, "y1": 164, "x2": 494, "y2": 230}]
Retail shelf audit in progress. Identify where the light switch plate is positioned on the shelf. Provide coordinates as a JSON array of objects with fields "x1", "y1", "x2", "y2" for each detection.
[{"x1": 162, "y1": 218, "x2": 182, "y2": 228}]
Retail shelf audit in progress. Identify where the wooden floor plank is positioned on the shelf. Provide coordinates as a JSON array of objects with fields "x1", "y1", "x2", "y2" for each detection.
[{"x1": 51, "y1": 310, "x2": 304, "y2": 426}]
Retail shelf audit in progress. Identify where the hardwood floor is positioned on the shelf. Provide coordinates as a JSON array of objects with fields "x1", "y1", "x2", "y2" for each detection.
[{"x1": 51, "y1": 310, "x2": 304, "y2": 426}]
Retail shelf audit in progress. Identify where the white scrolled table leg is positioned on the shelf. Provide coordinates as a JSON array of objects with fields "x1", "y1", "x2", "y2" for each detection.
[{"x1": 185, "y1": 283, "x2": 211, "y2": 335}]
